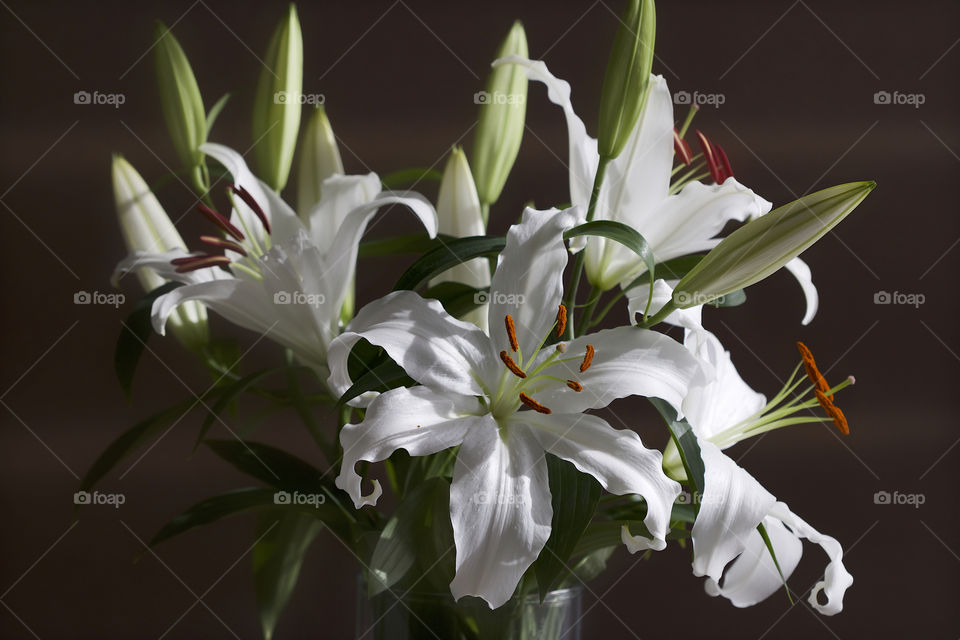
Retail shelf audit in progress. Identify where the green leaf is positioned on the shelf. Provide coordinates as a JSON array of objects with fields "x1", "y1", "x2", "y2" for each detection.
[
  {"x1": 671, "y1": 182, "x2": 875, "y2": 311},
  {"x1": 149, "y1": 487, "x2": 281, "y2": 546},
  {"x1": 533, "y1": 455, "x2": 602, "y2": 599},
  {"x1": 253, "y1": 511, "x2": 323, "y2": 640},
  {"x1": 392, "y1": 235, "x2": 506, "y2": 292},
  {"x1": 205, "y1": 92, "x2": 231, "y2": 133},
  {"x1": 367, "y1": 477, "x2": 447, "y2": 597},
  {"x1": 422, "y1": 281, "x2": 488, "y2": 319},
  {"x1": 115, "y1": 282, "x2": 181, "y2": 400},
  {"x1": 337, "y1": 358, "x2": 414, "y2": 408},
  {"x1": 650, "y1": 398, "x2": 704, "y2": 495},
  {"x1": 380, "y1": 167, "x2": 443, "y2": 191},
  {"x1": 566, "y1": 546, "x2": 615, "y2": 585},
  {"x1": 203, "y1": 439, "x2": 327, "y2": 491},
  {"x1": 757, "y1": 521, "x2": 795, "y2": 605},
  {"x1": 357, "y1": 232, "x2": 450, "y2": 259},
  {"x1": 81, "y1": 396, "x2": 201, "y2": 491},
  {"x1": 564, "y1": 220, "x2": 656, "y2": 316}
]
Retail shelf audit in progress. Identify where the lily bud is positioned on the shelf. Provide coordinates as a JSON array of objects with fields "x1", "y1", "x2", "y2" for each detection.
[
  {"x1": 597, "y1": 0, "x2": 656, "y2": 160},
  {"x1": 112, "y1": 155, "x2": 208, "y2": 350},
  {"x1": 153, "y1": 22, "x2": 207, "y2": 192},
  {"x1": 432, "y1": 147, "x2": 491, "y2": 332},
  {"x1": 252, "y1": 3, "x2": 303, "y2": 192},
  {"x1": 471, "y1": 20, "x2": 528, "y2": 216},
  {"x1": 296, "y1": 105, "x2": 344, "y2": 213},
  {"x1": 671, "y1": 181, "x2": 876, "y2": 310}
]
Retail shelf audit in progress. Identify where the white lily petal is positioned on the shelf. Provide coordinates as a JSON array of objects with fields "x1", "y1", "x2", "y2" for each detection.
[
  {"x1": 327, "y1": 290, "x2": 497, "y2": 400},
  {"x1": 519, "y1": 412, "x2": 680, "y2": 551},
  {"x1": 784, "y1": 257, "x2": 819, "y2": 326},
  {"x1": 704, "y1": 516, "x2": 803, "y2": 608},
  {"x1": 530, "y1": 326, "x2": 703, "y2": 416},
  {"x1": 449, "y1": 420, "x2": 552, "y2": 608},
  {"x1": 336, "y1": 385, "x2": 481, "y2": 508},
  {"x1": 585, "y1": 75, "x2": 674, "y2": 286},
  {"x1": 682, "y1": 330, "x2": 766, "y2": 443},
  {"x1": 322, "y1": 191, "x2": 438, "y2": 316},
  {"x1": 200, "y1": 143, "x2": 274, "y2": 249},
  {"x1": 768, "y1": 502, "x2": 853, "y2": 615},
  {"x1": 691, "y1": 440, "x2": 777, "y2": 583},
  {"x1": 487, "y1": 207, "x2": 577, "y2": 355},
  {"x1": 495, "y1": 56, "x2": 598, "y2": 214},
  {"x1": 303, "y1": 173, "x2": 381, "y2": 253}
]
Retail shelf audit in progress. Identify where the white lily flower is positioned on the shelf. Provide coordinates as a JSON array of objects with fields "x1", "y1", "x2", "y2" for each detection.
[
  {"x1": 430, "y1": 147, "x2": 491, "y2": 332},
  {"x1": 680, "y1": 328, "x2": 853, "y2": 615},
  {"x1": 497, "y1": 56, "x2": 770, "y2": 291},
  {"x1": 327, "y1": 207, "x2": 703, "y2": 608},
  {"x1": 113, "y1": 143, "x2": 437, "y2": 373}
]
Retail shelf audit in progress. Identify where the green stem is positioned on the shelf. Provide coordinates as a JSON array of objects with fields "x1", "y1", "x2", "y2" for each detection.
[
  {"x1": 564, "y1": 157, "x2": 611, "y2": 339},
  {"x1": 579, "y1": 286, "x2": 603, "y2": 333},
  {"x1": 481, "y1": 202, "x2": 491, "y2": 227}
]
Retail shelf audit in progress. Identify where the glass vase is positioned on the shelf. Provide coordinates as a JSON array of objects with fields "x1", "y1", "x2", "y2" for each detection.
[{"x1": 355, "y1": 581, "x2": 583, "y2": 640}]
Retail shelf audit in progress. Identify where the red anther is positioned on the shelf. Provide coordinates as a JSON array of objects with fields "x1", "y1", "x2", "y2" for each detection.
[
  {"x1": 673, "y1": 129, "x2": 693, "y2": 166},
  {"x1": 170, "y1": 254, "x2": 213, "y2": 266},
  {"x1": 231, "y1": 184, "x2": 271, "y2": 235},
  {"x1": 200, "y1": 235, "x2": 248, "y2": 257},
  {"x1": 695, "y1": 130, "x2": 723, "y2": 184},
  {"x1": 173, "y1": 255, "x2": 231, "y2": 273},
  {"x1": 197, "y1": 204, "x2": 245, "y2": 242},
  {"x1": 714, "y1": 143, "x2": 734, "y2": 182}
]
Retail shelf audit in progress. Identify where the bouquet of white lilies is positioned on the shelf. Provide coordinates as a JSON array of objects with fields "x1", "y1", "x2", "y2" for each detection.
[{"x1": 88, "y1": 1, "x2": 872, "y2": 637}]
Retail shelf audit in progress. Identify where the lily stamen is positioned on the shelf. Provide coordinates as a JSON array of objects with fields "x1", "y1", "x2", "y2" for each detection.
[
  {"x1": 505, "y1": 314, "x2": 519, "y2": 352},
  {"x1": 580, "y1": 344, "x2": 595, "y2": 372},
  {"x1": 566, "y1": 380, "x2": 582, "y2": 392},
  {"x1": 556, "y1": 304, "x2": 567, "y2": 338},
  {"x1": 200, "y1": 235, "x2": 248, "y2": 256},
  {"x1": 230, "y1": 184, "x2": 272, "y2": 234},
  {"x1": 519, "y1": 392, "x2": 551, "y2": 414},
  {"x1": 499, "y1": 351, "x2": 526, "y2": 378},
  {"x1": 173, "y1": 255, "x2": 231, "y2": 273},
  {"x1": 197, "y1": 204, "x2": 245, "y2": 242},
  {"x1": 673, "y1": 128, "x2": 693, "y2": 165},
  {"x1": 796, "y1": 341, "x2": 832, "y2": 400}
]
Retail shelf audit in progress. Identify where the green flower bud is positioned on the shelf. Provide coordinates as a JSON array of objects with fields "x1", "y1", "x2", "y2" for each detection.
[
  {"x1": 471, "y1": 20, "x2": 528, "y2": 215},
  {"x1": 296, "y1": 105, "x2": 343, "y2": 212},
  {"x1": 112, "y1": 155, "x2": 208, "y2": 350},
  {"x1": 153, "y1": 22, "x2": 207, "y2": 193},
  {"x1": 597, "y1": 0, "x2": 656, "y2": 160},
  {"x1": 252, "y1": 3, "x2": 303, "y2": 192},
  {"x1": 670, "y1": 181, "x2": 876, "y2": 311}
]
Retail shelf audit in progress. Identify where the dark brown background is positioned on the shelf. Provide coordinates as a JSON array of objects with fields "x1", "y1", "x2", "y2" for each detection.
[{"x1": 1, "y1": 0, "x2": 958, "y2": 637}]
